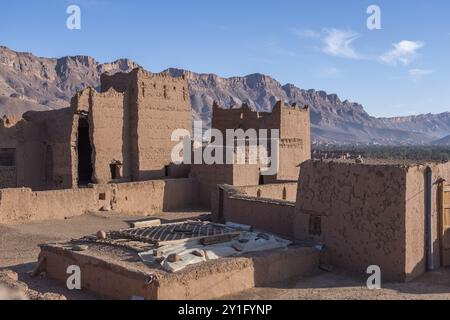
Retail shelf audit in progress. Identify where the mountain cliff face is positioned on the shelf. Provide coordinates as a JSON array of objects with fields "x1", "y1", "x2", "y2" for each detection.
[
  {"x1": 0, "y1": 45, "x2": 448, "y2": 145},
  {"x1": 163, "y1": 68, "x2": 450, "y2": 145},
  {"x1": 433, "y1": 134, "x2": 450, "y2": 146},
  {"x1": 0, "y1": 46, "x2": 139, "y2": 112}
]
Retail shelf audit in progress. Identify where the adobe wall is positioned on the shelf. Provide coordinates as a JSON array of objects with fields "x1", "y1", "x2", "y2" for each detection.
[
  {"x1": 0, "y1": 117, "x2": 43, "y2": 190},
  {"x1": 40, "y1": 243, "x2": 319, "y2": 300},
  {"x1": 212, "y1": 183, "x2": 297, "y2": 238},
  {"x1": 0, "y1": 187, "x2": 97, "y2": 224},
  {"x1": 0, "y1": 179, "x2": 200, "y2": 224},
  {"x1": 212, "y1": 103, "x2": 281, "y2": 133},
  {"x1": 232, "y1": 163, "x2": 261, "y2": 187},
  {"x1": 190, "y1": 164, "x2": 234, "y2": 207},
  {"x1": 1, "y1": 68, "x2": 193, "y2": 191},
  {"x1": 111, "y1": 179, "x2": 199, "y2": 213},
  {"x1": 89, "y1": 89, "x2": 129, "y2": 184},
  {"x1": 100, "y1": 69, "x2": 192, "y2": 182},
  {"x1": 213, "y1": 185, "x2": 296, "y2": 239},
  {"x1": 235, "y1": 182, "x2": 297, "y2": 202},
  {"x1": 211, "y1": 101, "x2": 311, "y2": 182},
  {"x1": 100, "y1": 70, "x2": 139, "y2": 180},
  {"x1": 190, "y1": 163, "x2": 260, "y2": 208},
  {"x1": 278, "y1": 104, "x2": 310, "y2": 181},
  {"x1": 0, "y1": 166, "x2": 17, "y2": 188},
  {"x1": 294, "y1": 160, "x2": 409, "y2": 281},
  {"x1": 0, "y1": 108, "x2": 76, "y2": 191},
  {"x1": 404, "y1": 162, "x2": 450, "y2": 280},
  {"x1": 135, "y1": 70, "x2": 192, "y2": 180},
  {"x1": 36, "y1": 108, "x2": 77, "y2": 189}
]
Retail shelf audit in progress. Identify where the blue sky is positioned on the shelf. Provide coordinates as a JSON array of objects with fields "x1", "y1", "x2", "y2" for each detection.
[{"x1": 1, "y1": 0, "x2": 449, "y2": 117}]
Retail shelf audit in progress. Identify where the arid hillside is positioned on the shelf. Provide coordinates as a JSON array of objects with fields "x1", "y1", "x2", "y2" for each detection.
[{"x1": 1, "y1": 45, "x2": 449, "y2": 145}]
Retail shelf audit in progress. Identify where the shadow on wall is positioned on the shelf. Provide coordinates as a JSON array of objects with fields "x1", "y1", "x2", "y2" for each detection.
[
  {"x1": 161, "y1": 179, "x2": 202, "y2": 212},
  {"x1": 213, "y1": 184, "x2": 297, "y2": 239},
  {"x1": 138, "y1": 164, "x2": 192, "y2": 183},
  {"x1": 0, "y1": 108, "x2": 75, "y2": 191}
]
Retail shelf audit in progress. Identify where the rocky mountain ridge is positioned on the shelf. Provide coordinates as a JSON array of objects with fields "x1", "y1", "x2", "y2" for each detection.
[{"x1": 0, "y1": 45, "x2": 448, "y2": 145}]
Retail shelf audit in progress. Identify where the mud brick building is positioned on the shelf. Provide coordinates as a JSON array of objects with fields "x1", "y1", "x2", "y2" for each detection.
[
  {"x1": 5, "y1": 67, "x2": 447, "y2": 284},
  {"x1": 0, "y1": 68, "x2": 192, "y2": 190},
  {"x1": 211, "y1": 100, "x2": 311, "y2": 182}
]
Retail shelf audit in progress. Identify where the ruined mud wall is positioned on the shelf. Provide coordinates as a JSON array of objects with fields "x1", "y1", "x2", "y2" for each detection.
[
  {"x1": 190, "y1": 163, "x2": 260, "y2": 208},
  {"x1": 232, "y1": 164, "x2": 260, "y2": 187},
  {"x1": 89, "y1": 89, "x2": 128, "y2": 184},
  {"x1": 211, "y1": 101, "x2": 311, "y2": 182},
  {"x1": 235, "y1": 182, "x2": 297, "y2": 202},
  {"x1": 37, "y1": 108, "x2": 77, "y2": 189},
  {"x1": 278, "y1": 105, "x2": 310, "y2": 181},
  {"x1": 0, "y1": 187, "x2": 97, "y2": 223},
  {"x1": 213, "y1": 185, "x2": 296, "y2": 238},
  {"x1": 212, "y1": 103, "x2": 280, "y2": 133},
  {"x1": 100, "y1": 70, "x2": 139, "y2": 180},
  {"x1": 111, "y1": 179, "x2": 199, "y2": 213},
  {"x1": 0, "y1": 167, "x2": 16, "y2": 188},
  {"x1": 100, "y1": 69, "x2": 192, "y2": 182},
  {"x1": 190, "y1": 164, "x2": 235, "y2": 207},
  {"x1": 404, "y1": 163, "x2": 450, "y2": 280},
  {"x1": 135, "y1": 70, "x2": 192, "y2": 180},
  {"x1": 0, "y1": 105, "x2": 77, "y2": 191},
  {"x1": 0, "y1": 179, "x2": 200, "y2": 224},
  {"x1": 295, "y1": 160, "x2": 409, "y2": 281},
  {"x1": 0, "y1": 114, "x2": 63, "y2": 190}
]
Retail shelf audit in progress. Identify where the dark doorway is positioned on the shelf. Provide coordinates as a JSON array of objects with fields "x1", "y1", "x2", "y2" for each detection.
[
  {"x1": 110, "y1": 162, "x2": 122, "y2": 180},
  {"x1": 218, "y1": 187, "x2": 224, "y2": 221},
  {"x1": 164, "y1": 165, "x2": 170, "y2": 177},
  {"x1": 259, "y1": 174, "x2": 265, "y2": 185},
  {"x1": 77, "y1": 117, "x2": 93, "y2": 186},
  {"x1": 45, "y1": 145, "x2": 54, "y2": 185}
]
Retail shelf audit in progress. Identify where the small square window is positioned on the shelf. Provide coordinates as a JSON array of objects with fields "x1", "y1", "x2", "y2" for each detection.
[
  {"x1": 0, "y1": 149, "x2": 15, "y2": 167},
  {"x1": 309, "y1": 216, "x2": 322, "y2": 236},
  {"x1": 110, "y1": 161, "x2": 122, "y2": 180}
]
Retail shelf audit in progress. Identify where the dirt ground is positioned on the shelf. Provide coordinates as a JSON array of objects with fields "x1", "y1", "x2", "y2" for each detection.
[
  {"x1": 223, "y1": 269, "x2": 450, "y2": 300},
  {"x1": 0, "y1": 211, "x2": 209, "y2": 299},
  {"x1": 2, "y1": 211, "x2": 450, "y2": 300}
]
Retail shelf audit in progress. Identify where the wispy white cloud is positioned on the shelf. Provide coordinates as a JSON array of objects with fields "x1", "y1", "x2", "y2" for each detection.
[
  {"x1": 291, "y1": 28, "x2": 321, "y2": 39},
  {"x1": 315, "y1": 67, "x2": 344, "y2": 78},
  {"x1": 291, "y1": 28, "x2": 427, "y2": 71},
  {"x1": 409, "y1": 68, "x2": 433, "y2": 76},
  {"x1": 263, "y1": 39, "x2": 297, "y2": 57},
  {"x1": 408, "y1": 68, "x2": 433, "y2": 81},
  {"x1": 321, "y1": 29, "x2": 361, "y2": 59},
  {"x1": 380, "y1": 40, "x2": 424, "y2": 66}
]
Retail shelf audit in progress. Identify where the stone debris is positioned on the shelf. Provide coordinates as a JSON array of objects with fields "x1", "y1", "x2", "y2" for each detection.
[
  {"x1": 96, "y1": 230, "x2": 107, "y2": 240},
  {"x1": 138, "y1": 223, "x2": 292, "y2": 273},
  {"x1": 257, "y1": 233, "x2": 270, "y2": 240},
  {"x1": 0, "y1": 269, "x2": 18, "y2": 282},
  {"x1": 191, "y1": 250, "x2": 204, "y2": 257},
  {"x1": 99, "y1": 205, "x2": 111, "y2": 212},
  {"x1": 130, "y1": 218, "x2": 161, "y2": 229},
  {"x1": 225, "y1": 222, "x2": 252, "y2": 231},
  {"x1": 0, "y1": 285, "x2": 29, "y2": 300},
  {"x1": 72, "y1": 244, "x2": 89, "y2": 252},
  {"x1": 0, "y1": 269, "x2": 66, "y2": 301},
  {"x1": 167, "y1": 253, "x2": 181, "y2": 263}
]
